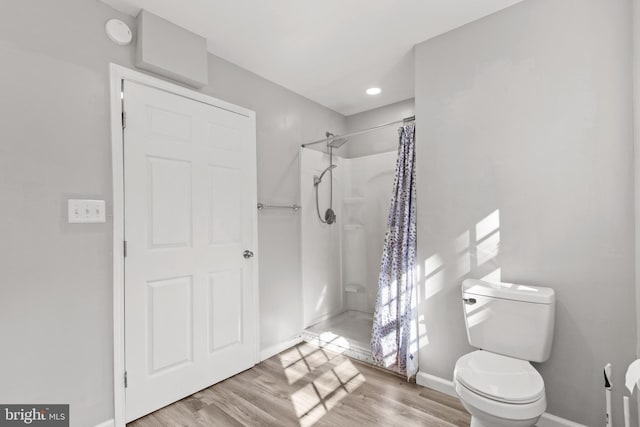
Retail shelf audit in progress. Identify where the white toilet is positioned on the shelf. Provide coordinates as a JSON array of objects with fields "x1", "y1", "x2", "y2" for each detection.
[{"x1": 454, "y1": 279, "x2": 555, "y2": 427}]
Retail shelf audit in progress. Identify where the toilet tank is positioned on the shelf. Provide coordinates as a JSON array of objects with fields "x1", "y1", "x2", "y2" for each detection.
[{"x1": 462, "y1": 279, "x2": 555, "y2": 363}]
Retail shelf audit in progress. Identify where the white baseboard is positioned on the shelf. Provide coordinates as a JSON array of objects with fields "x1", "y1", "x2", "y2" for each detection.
[
  {"x1": 260, "y1": 335, "x2": 303, "y2": 361},
  {"x1": 415, "y1": 370, "x2": 586, "y2": 427},
  {"x1": 535, "y1": 413, "x2": 586, "y2": 427},
  {"x1": 416, "y1": 371, "x2": 456, "y2": 396},
  {"x1": 94, "y1": 419, "x2": 115, "y2": 427}
]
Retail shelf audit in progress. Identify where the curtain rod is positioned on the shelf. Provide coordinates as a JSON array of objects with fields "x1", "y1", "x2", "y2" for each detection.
[{"x1": 301, "y1": 115, "x2": 415, "y2": 148}]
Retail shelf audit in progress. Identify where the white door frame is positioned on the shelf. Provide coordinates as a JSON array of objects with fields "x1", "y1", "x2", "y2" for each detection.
[{"x1": 109, "y1": 63, "x2": 259, "y2": 427}]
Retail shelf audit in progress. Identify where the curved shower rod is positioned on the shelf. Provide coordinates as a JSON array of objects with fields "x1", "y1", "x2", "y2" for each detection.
[{"x1": 300, "y1": 115, "x2": 415, "y2": 148}]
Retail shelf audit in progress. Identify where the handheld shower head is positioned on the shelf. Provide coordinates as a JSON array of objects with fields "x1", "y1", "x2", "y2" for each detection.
[
  {"x1": 314, "y1": 165, "x2": 337, "y2": 186},
  {"x1": 314, "y1": 132, "x2": 342, "y2": 226}
]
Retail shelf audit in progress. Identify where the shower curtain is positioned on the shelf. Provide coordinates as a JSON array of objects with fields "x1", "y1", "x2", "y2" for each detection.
[{"x1": 371, "y1": 124, "x2": 418, "y2": 379}]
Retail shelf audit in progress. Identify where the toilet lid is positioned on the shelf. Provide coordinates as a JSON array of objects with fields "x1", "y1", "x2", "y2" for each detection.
[{"x1": 454, "y1": 351, "x2": 545, "y2": 404}]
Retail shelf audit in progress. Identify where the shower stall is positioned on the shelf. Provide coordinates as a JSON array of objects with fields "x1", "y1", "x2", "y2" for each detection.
[{"x1": 299, "y1": 125, "x2": 405, "y2": 363}]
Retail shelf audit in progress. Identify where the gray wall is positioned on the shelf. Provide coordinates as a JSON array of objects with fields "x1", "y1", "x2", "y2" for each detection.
[
  {"x1": 343, "y1": 98, "x2": 414, "y2": 158},
  {"x1": 0, "y1": 1, "x2": 344, "y2": 425},
  {"x1": 414, "y1": 0, "x2": 636, "y2": 425},
  {"x1": 0, "y1": 2, "x2": 136, "y2": 426}
]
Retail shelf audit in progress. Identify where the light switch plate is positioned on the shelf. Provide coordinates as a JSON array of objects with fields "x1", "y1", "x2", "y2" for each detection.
[{"x1": 68, "y1": 199, "x2": 106, "y2": 223}]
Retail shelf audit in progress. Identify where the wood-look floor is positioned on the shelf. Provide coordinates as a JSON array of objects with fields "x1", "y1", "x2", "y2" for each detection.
[{"x1": 128, "y1": 342, "x2": 471, "y2": 427}]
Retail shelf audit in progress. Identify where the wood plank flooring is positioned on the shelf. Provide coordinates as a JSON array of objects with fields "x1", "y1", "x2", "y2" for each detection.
[{"x1": 128, "y1": 342, "x2": 471, "y2": 426}]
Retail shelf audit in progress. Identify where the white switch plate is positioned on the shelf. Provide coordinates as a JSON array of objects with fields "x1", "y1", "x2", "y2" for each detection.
[{"x1": 68, "y1": 199, "x2": 106, "y2": 223}]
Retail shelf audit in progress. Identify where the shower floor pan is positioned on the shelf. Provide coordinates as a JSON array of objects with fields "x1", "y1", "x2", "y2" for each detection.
[{"x1": 302, "y1": 310, "x2": 374, "y2": 364}]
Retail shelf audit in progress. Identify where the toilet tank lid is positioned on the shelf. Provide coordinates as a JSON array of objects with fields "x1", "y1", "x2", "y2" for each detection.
[{"x1": 462, "y1": 279, "x2": 555, "y2": 304}]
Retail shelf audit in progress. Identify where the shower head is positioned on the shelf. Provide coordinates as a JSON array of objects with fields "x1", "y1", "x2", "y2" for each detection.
[
  {"x1": 328, "y1": 137, "x2": 348, "y2": 148},
  {"x1": 314, "y1": 165, "x2": 337, "y2": 186},
  {"x1": 325, "y1": 132, "x2": 349, "y2": 149}
]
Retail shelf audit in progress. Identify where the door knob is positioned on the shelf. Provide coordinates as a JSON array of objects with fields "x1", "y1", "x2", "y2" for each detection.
[{"x1": 243, "y1": 250, "x2": 254, "y2": 259}]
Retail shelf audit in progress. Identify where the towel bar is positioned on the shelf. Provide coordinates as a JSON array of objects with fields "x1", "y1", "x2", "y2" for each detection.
[{"x1": 257, "y1": 203, "x2": 301, "y2": 212}]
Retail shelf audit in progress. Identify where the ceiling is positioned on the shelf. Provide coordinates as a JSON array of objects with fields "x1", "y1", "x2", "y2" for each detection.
[{"x1": 101, "y1": 0, "x2": 524, "y2": 116}]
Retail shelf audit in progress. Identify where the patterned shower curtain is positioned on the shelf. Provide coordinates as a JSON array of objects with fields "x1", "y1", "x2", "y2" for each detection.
[{"x1": 371, "y1": 124, "x2": 418, "y2": 379}]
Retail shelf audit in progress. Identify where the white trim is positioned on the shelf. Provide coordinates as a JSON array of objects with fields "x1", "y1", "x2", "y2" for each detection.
[
  {"x1": 536, "y1": 414, "x2": 587, "y2": 427},
  {"x1": 110, "y1": 64, "x2": 126, "y2": 427},
  {"x1": 260, "y1": 335, "x2": 303, "y2": 361},
  {"x1": 633, "y1": 0, "x2": 640, "y2": 360},
  {"x1": 415, "y1": 371, "x2": 586, "y2": 427},
  {"x1": 110, "y1": 63, "x2": 258, "y2": 427},
  {"x1": 633, "y1": 1, "x2": 640, "y2": 423},
  {"x1": 94, "y1": 420, "x2": 115, "y2": 427},
  {"x1": 416, "y1": 371, "x2": 456, "y2": 396},
  {"x1": 248, "y1": 111, "x2": 260, "y2": 367},
  {"x1": 297, "y1": 149, "x2": 305, "y2": 346}
]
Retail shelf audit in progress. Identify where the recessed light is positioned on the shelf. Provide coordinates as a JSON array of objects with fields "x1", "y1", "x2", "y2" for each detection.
[{"x1": 366, "y1": 87, "x2": 381, "y2": 95}]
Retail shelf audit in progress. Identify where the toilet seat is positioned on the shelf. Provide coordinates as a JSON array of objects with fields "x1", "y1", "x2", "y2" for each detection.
[
  {"x1": 454, "y1": 350, "x2": 545, "y2": 404},
  {"x1": 455, "y1": 380, "x2": 546, "y2": 422}
]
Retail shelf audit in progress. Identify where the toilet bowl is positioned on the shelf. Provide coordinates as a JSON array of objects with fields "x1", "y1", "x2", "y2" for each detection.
[
  {"x1": 455, "y1": 279, "x2": 555, "y2": 427},
  {"x1": 454, "y1": 351, "x2": 546, "y2": 427}
]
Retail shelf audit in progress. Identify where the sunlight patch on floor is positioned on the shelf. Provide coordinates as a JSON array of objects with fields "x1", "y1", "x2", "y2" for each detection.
[
  {"x1": 280, "y1": 338, "x2": 346, "y2": 385},
  {"x1": 290, "y1": 358, "x2": 366, "y2": 427}
]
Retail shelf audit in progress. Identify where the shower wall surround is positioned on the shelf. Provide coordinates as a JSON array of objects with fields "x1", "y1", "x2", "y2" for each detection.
[
  {"x1": 300, "y1": 98, "x2": 413, "y2": 327},
  {"x1": 300, "y1": 148, "x2": 345, "y2": 327},
  {"x1": 342, "y1": 152, "x2": 397, "y2": 313},
  {"x1": 300, "y1": 148, "x2": 396, "y2": 323}
]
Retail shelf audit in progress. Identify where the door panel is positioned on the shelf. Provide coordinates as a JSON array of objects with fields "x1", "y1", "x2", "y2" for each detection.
[
  {"x1": 208, "y1": 269, "x2": 243, "y2": 352},
  {"x1": 148, "y1": 106, "x2": 192, "y2": 142},
  {"x1": 209, "y1": 165, "x2": 242, "y2": 244},
  {"x1": 147, "y1": 157, "x2": 192, "y2": 248},
  {"x1": 147, "y1": 276, "x2": 193, "y2": 374},
  {"x1": 124, "y1": 81, "x2": 257, "y2": 422},
  {"x1": 207, "y1": 121, "x2": 243, "y2": 151}
]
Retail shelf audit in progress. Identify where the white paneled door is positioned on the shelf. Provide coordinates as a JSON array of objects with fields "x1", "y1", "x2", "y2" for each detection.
[{"x1": 123, "y1": 81, "x2": 258, "y2": 422}]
